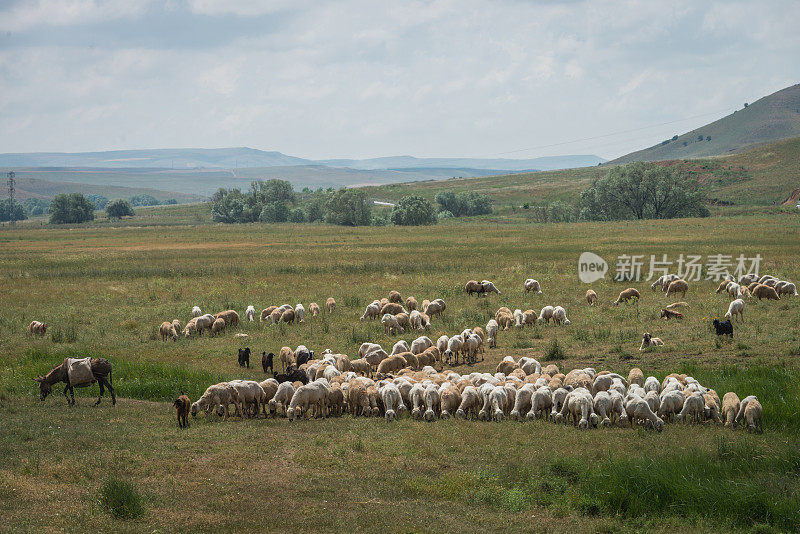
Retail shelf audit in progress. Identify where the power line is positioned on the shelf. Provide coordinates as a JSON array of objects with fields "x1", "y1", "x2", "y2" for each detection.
[{"x1": 492, "y1": 106, "x2": 736, "y2": 156}]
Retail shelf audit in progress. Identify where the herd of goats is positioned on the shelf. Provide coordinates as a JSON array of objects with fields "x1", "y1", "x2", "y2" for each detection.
[{"x1": 167, "y1": 273, "x2": 790, "y2": 433}]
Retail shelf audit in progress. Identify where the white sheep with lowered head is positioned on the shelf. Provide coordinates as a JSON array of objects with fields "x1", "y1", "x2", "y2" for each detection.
[
  {"x1": 524, "y1": 278, "x2": 542, "y2": 294},
  {"x1": 625, "y1": 395, "x2": 664, "y2": 430},
  {"x1": 245, "y1": 305, "x2": 256, "y2": 322},
  {"x1": 379, "y1": 382, "x2": 405, "y2": 421},
  {"x1": 675, "y1": 392, "x2": 704, "y2": 424},
  {"x1": 294, "y1": 303, "x2": 306, "y2": 323},
  {"x1": 192, "y1": 306, "x2": 202, "y2": 317},
  {"x1": 410, "y1": 336, "x2": 433, "y2": 354},
  {"x1": 423, "y1": 384, "x2": 441, "y2": 421},
  {"x1": 391, "y1": 340, "x2": 410, "y2": 356},
  {"x1": 725, "y1": 298, "x2": 745, "y2": 323},
  {"x1": 538, "y1": 306, "x2": 554, "y2": 324},
  {"x1": 486, "y1": 319, "x2": 499, "y2": 348},
  {"x1": 381, "y1": 313, "x2": 404, "y2": 335},
  {"x1": 552, "y1": 306, "x2": 570, "y2": 325},
  {"x1": 480, "y1": 280, "x2": 501, "y2": 295},
  {"x1": 191, "y1": 382, "x2": 239, "y2": 420},
  {"x1": 287, "y1": 381, "x2": 328, "y2": 421}
]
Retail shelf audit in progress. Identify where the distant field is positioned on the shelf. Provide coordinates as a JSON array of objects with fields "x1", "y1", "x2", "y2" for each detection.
[{"x1": 1, "y1": 213, "x2": 800, "y2": 531}]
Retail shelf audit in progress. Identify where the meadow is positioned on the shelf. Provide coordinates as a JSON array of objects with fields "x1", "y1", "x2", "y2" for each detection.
[{"x1": 1, "y1": 212, "x2": 800, "y2": 532}]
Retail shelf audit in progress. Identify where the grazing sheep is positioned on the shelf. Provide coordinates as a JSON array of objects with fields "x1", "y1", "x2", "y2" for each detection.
[
  {"x1": 279, "y1": 346, "x2": 295, "y2": 372},
  {"x1": 293, "y1": 303, "x2": 305, "y2": 323},
  {"x1": 444, "y1": 336, "x2": 464, "y2": 365},
  {"x1": 410, "y1": 336, "x2": 433, "y2": 355},
  {"x1": 529, "y1": 387, "x2": 553, "y2": 420},
  {"x1": 347, "y1": 382, "x2": 370, "y2": 416},
  {"x1": 465, "y1": 280, "x2": 485, "y2": 296},
  {"x1": 665, "y1": 279, "x2": 688, "y2": 298},
  {"x1": 259, "y1": 306, "x2": 276, "y2": 323},
  {"x1": 743, "y1": 398, "x2": 763, "y2": 433},
  {"x1": 214, "y1": 310, "x2": 240, "y2": 327},
  {"x1": 657, "y1": 390, "x2": 685, "y2": 422},
  {"x1": 725, "y1": 299, "x2": 745, "y2": 323},
  {"x1": 280, "y1": 308, "x2": 296, "y2": 324},
  {"x1": 245, "y1": 305, "x2": 256, "y2": 322},
  {"x1": 211, "y1": 317, "x2": 226, "y2": 336},
  {"x1": 388, "y1": 290, "x2": 403, "y2": 304},
  {"x1": 402, "y1": 296, "x2": 417, "y2": 311},
  {"x1": 628, "y1": 368, "x2": 644, "y2": 387},
  {"x1": 171, "y1": 319, "x2": 181, "y2": 333},
  {"x1": 423, "y1": 298, "x2": 446, "y2": 318},
  {"x1": 716, "y1": 280, "x2": 732, "y2": 294},
  {"x1": 660, "y1": 308, "x2": 683, "y2": 320},
  {"x1": 496, "y1": 311, "x2": 513, "y2": 330},
  {"x1": 380, "y1": 382, "x2": 405, "y2": 421},
  {"x1": 510, "y1": 384, "x2": 535, "y2": 420},
  {"x1": 481, "y1": 280, "x2": 501, "y2": 295},
  {"x1": 381, "y1": 314, "x2": 404, "y2": 335},
  {"x1": 349, "y1": 358, "x2": 371, "y2": 376},
  {"x1": 625, "y1": 396, "x2": 664, "y2": 431},
  {"x1": 455, "y1": 386, "x2": 481, "y2": 419},
  {"x1": 380, "y1": 302, "x2": 406, "y2": 316},
  {"x1": 486, "y1": 320, "x2": 499, "y2": 348},
  {"x1": 326, "y1": 297, "x2": 336, "y2": 313},
  {"x1": 738, "y1": 273, "x2": 758, "y2": 285},
  {"x1": 191, "y1": 382, "x2": 239, "y2": 420},
  {"x1": 593, "y1": 391, "x2": 613, "y2": 426},
  {"x1": 613, "y1": 288, "x2": 640, "y2": 305},
  {"x1": 360, "y1": 302, "x2": 381, "y2": 321},
  {"x1": 586, "y1": 289, "x2": 597, "y2": 305},
  {"x1": 229, "y1": 380, "x2": 266, "y2": 418},
  {"x1": 376, "y1": 355, "x2": 407, "y2": 377},
  {"x1": 666, "y1": 301, "x2": 689, "y2": 309},
  {"x1": 703, "y1": 392, "x2": 722, "y2": 424},
  {"x1": 422, "y1": 384, "x2": 441, "y2": 422},
  {"x1": 763, "y1": 278, "x2": 779, "y2": 288},
  {"x1": 391, "y1": 340, "x2": 410, "y2": 356},
  {"x1": 537, "y1": 306, "x2": 554, "y2": 324},
  {"x1": 639, "y1": 332, "x2": 664, "y2": 351},
  {"x1": 518, "y1": 357, "x2": 542, "y2": 375},
  {"x1": 408, "y1": 310, "x2": 426, "y2": 331},
  {"x1": 652, "y1": 274, "x2": 679, "y2": 291},
  {"x1": 309, "y1": 302, "x2": 320, "y2": 316},
  {"x1": 287, "y1": 381, "x2": 328, "y2": 421},
  {"x1": 395, "y1": 312, "x2": 410, "y2": 331},
  {"x1": 776, "y1": 281, "x2": 797, "y2": 297},
  {"x1": 496, "y1": 357, "x2": 518, "y2": 376},
  {"x1": 439, "y1": 384, "x2": 461, "y2": 418},
  {"x1": 524, "y1": 278, "x2": 542, "y2": 294},
  {"x1": 752, "y1": 284, "x2": 780, "y2": 300},
  {"x1": 721, "y1": 392, "x2": 740, "y2": 428},
  {"x1": 712, "y1": 319, "x2": 734, "y2": 338},
  {"x1": 675, "y1": 392, "x2": 704, "y2": 424},
  {"x1": 159, "y1": 321, "x2": 178, "y2": 341},
  {"x1": 173, "y1": 392, "x2": 190, "y2": 428},
  {"x1": 194, "y1": 314, "x2": 215, "y2": 335},
  {"x1": 192, "y1": 306, "x2": 202, "y2": 317},
  {"x1": 552, "y1": 306, "x2": 570, "y2": 325},
  {"x1": 725, "y1": 282, "x2": 743, "y2": 299}
]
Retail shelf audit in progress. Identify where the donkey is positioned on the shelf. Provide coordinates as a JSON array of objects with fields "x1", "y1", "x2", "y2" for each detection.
[{"x1": 33, "y1": 358, "x2": 116, "y2": 406}]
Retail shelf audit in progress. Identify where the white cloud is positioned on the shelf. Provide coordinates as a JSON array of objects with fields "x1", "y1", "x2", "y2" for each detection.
[{"x1": 0, "y1": 0, "x2": 155, "y2": 32}]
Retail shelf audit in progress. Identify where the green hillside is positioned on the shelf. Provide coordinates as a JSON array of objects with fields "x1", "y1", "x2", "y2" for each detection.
[
  {"x1": 612, "y1": 83, "x2": 800, "y2": 163},
  {"x1": 1, "y1": 175, "x2": 204, "y2": 204}
]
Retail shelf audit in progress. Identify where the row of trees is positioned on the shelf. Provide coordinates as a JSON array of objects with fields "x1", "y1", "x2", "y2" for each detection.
[
  {"x1": 0, "y1": 193, "x2": 165, "y2": 223},
  {"x1": 434, "y1": 191, "x2": 493, "y2": 218}
]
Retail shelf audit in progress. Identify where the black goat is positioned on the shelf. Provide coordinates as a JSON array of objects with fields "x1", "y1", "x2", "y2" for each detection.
[
  {"x1": 273, "y1": 367, "x2": 308, "y2": 385},
  {"x1": 295, "y1": 348, "x2": 313, "y2": 367},
  {"x1": 713, "y1": 319, "x2": 734, "y2": 338},
  {"x1": 262, "y1": 351, "x2": 274, "y2": 374},
  {"x1": 238, "y1": 347, "x2": 251, "y2": 368}
]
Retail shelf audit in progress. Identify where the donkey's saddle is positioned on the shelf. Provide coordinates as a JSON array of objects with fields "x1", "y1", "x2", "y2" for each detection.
[{"x1": 66, "y1": 357, "x2": 95, "y2": 387}]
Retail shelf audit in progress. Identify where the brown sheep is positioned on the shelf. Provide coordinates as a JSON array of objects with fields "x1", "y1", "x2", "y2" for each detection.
[
  {"x1": 281, "y1": 308, "x2": 296, "y2": 324},
  {"x1": 716, "y1": 280, "x2": 732, "y2": 294},
  {"x1": 421, "y1": 299, "x2": 431, "y2": 311},
  {"x1": 747, "y1": 281, "x2": 760, "y2": 293},
  {"x1": 613, "y1": 288, "x2": 640, "y2": 305},
  {"x1": 279, "y1": 346, "x2": 295, "y2": 371},
  {"x1": 495, "y1": 306, "x2": 513, "y2": 322},
  {"x1": 752, "y1": 284, "x2": 780, "y2": 300},
  {"x1": 380, "y1": 302, "x2": 405, "y2": 316},
  {"x1": 214, "y1": 310, "x2": 240, "y2": 327},
  {"x1": 349, "y1": 358, "x2": 371, "y2": 376},
  {"x1": 665, "y1": 279, "x2": 688, "y2": 298},
  {"x1": 395, "y1": 312, "x2": 410, "y2": 331},
  {"x1": 542, "y1": 364, "x2": 559, "y2": 376},
  {"x1": 465, "y1": 280, "x2": 484, "y2": 296},
  {"x1": 473, "y1": 326, "x2": 485, "y2": 341},
  {"x1": 326, "y1": 297, "x2": 336, "y2": 313},
  {"x1": 721, "y1": 392, "x2": 740, "y2": 428},
  {"x1": 173, "y1": 392, "x2": 190, "y2": 428},
  {"x1": 309, "y1": 302, "x2": 320, "y2": 316},
  {"x1": 211, "y1": 317, "x2": 226, "y2": 336},
  {"x1": 406, "y1": 296, "x2": 418, "y2": 311},
  {"x1": 496, "y1": 312, "x2": 514, "y2": 330},
  {"x1": 28, "y1": 321, "x2": 47, "y2": 336},
  {"x1": 660, "y1": 308, "x2": 683, "y2": 320},
  {"x1": 399, "y1": 351, "x2": 420, "y2": 371},
  {"x1": 183, "y1": 317, "x2": 197, "y2": 337},
  {"x1": 496, "y1": 359, "x2": 518, "y2": 375},
  {"x1": 627, "y1": 367, "x2": 644, "y2": 387},
  {"x1": 347, "y1": 382, "x2": 370, "y2": 416},
  {"x1": 159, "y1": 321, "x2": 178, "y2": 341},
  {"x1": 388, "y1": 290, "x2": 403, "y2": 304},
  {"x1": 376, "y1": 354, "x2": 408, "y2": 377},
  {"x1": 260, "y1": 306, "x2": 277, "y2": 322},
  {"x1": 171, "y1": 319, "x2": 182, "y2": 333},
  {"x1": 586, "y1": 289, "x2": 598, "y2": 305},
  {"x1": 327, "y1": 383, "x2": 345, "y2": 416}
]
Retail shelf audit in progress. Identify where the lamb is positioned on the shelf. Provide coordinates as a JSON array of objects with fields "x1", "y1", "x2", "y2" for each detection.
[
  {"x1": 625, "y1": 396, "x2": 664, "y2": 430},
  {"x1": 439, "y1": 384, "x2": 462, "y2": 418},
  {"x1": 613, "y1": 288, "x2": 640, "y2": 305},
  {"x1": 360, "y1": 302, "x2": 381, "y2": 321},
  {"x1": 326, "y1": 297, "x2": 337, "y2": 313},
  {"x1": 537, "y1": 306, "x2": 554, "y2": 324},
  {"x1": 410, "y1": 336, "x2": 433, "y2": 354},
  {"x1": 173, "y1": 392, "x2": 191, "y2": 428},
  {"x1": 423, "y1": 384, "x2": 441, "y2": 421},
  {"x1": 524, "y1": 278, "x2": 542, "y2": 294},
  {"x1": 675, "y1": 392, "x2": 705, "y2": 424},
  {"x1": 586, "y1": 289, "x2": 597, "y2": 305},
  {"x1": 725, "y1": 298, "x2": 745, "y2": 323},
  {"x1": 660, "y1": 308, "x2": 683, "y2": 320},
  {"x1": 486, "y1": 320, "x2": 498, "y2": 348},
  {"x1": 381, "y1": 313, "x2": 404, "y2": 335},
  {"x1": 628, "y1": 367, "x2": 644, "y2": 387},
  {"x1": 481, "y1": 280, "x2": 501, "y2": 295},
  {"x1": 191, "y1": 306, "x2": 202, "y2": 317},
  {"x1": 752, "y1": 284, "x2": 780, "y2": 300},
  {"x1": 423, "y1": 298, "x2": 446, "y2": 318},
  {"x1": 245, "y1": 305, "x2": 256, "y2": 322},
  {"x1": 665, "y1": 279, "x2": 688, "y2": 298},
  {"x1": 309, "y1": 302, "x2": 320, "y2": 316},
  {"x1": 409, "y1": 310, "x2": 426, "y2": 330},
  {"x1": 280, "y1": 308, "x2": 296, "y2": 324},
  {"x1": 721, "y1": 392, "x2": 740, "y2": 428},
  {"x1": 513, "y1": 308, "x2": 524, "y2": 328},
  {"x1": 191, "y1": 382, "x2": 239, "y2": 420},
  {"x1": 406, "y1": 296, "x2": 418, "y2": 311},
  {"x1": 194, "y1": 314, "x2": 216, "y2": 335},
  {"x1": 287, "y1": 381, "x2": 328, "y2": 421},
  {"x1": 639, "y1": 332, "x2": 664, "y2": 351},
  {"x1": 214, "y1": 310, "x2": 240, "y2": 327},
  {"x1": 294, "y1": 303, "x2": 306, "y2": 323},
  {"x1": 388, "y1": 290, "x2": 403, "y2": 304},
  {"x1": 380, "y1": 382, "x2": 405, "y2": 421},
  {"x1": 159, "y1": 321, "x2": 178, "y2": 341},
  {"x1": 455, "y1": 386, "x2": 481, "y2": 419},
  {"x1": 552, "y1": 306, "x2": 570, "y2": 325},
  {"x1": 211, "y1": 317, "x2": 227, "y2": 336},
  {"x1": 742, "y1": 398, "x2": 763, "y2": 433}
]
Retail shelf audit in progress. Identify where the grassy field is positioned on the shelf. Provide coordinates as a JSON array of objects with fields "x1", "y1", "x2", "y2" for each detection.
[{"x1": 2, "y1": 213, "x2": 800, "y2": 532}]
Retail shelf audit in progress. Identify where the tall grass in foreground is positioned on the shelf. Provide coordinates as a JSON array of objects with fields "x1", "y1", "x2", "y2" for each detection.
[{"x1": 97, "y1": 477, "x2": 144, "y2": 520}]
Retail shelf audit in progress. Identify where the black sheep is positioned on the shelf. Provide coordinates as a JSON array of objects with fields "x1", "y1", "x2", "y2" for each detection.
[
  {"x1": 295, "y1": 348, "x2": 313, "y2": 367},
  {"x1": 273, "y1": 367, "x2": 308, "y2": 385},
  {"x1": 262, "y1": 351, "x2": 274, "y2": 374},
  {"x1": 712, "y1": 319, "x2": 734, "y2": 338},
  {"x1": 238, "y1": 347, "x2": 251, "y2": 368}
]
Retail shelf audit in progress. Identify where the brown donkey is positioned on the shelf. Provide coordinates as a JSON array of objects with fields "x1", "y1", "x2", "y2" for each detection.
[{"x1": 33, "y1": 358, "x2": 116, "y2": 406}]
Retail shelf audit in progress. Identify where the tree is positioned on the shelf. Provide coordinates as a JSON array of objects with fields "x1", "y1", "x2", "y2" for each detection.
[
  {"x1": 250, "y1": 179, "x2": 295, "y2": 205},
  {"x1": 546, "y1": 201, "x2": 574, "y2": 223},
  {"x1": 129, "y1": 194, "x2": 160, "y2": 207},
  {"x1": 49, "y1": 193, "x2": 95, "y2": 224},
  {"x1": 324, "y1": 189, "x2": 371, "y2": 226},
  {"x1": 288, "y1": 208, "x2": 306, "y2": 223},
  {"x1": 579, "y1": 162, "x2": 708, "y2": 221},
  {"x1": 434, "y1": 190, "x2": 492, "y2": 217},
  {"x1": 305, "y1": 192, "x2": 328, "y2": 222},
  {"x1": 22, "y1": 198, "x2": 49, "y2": 216},
  {"x1": 85, "y1": 194, "x2": 109, "y2": 210},
  {"x1": 211, "y1": 188, "x2": 245, "y2": 223},
  {"x1": 390, "y1": 195, "x2": 437, "y2": 226},
  {"x1": 259, "y1": 201, "x2": 289, "y2": 223},
  {"x1": 105, "y1": 199, "x2": 135, "y2": 219},
  {"x1": 0, "y1": 198, "x2": 26, "y2": 222}
]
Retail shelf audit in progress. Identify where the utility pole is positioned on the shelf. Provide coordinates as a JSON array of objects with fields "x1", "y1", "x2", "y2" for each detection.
[{"x1": 7, "y1": 171, "x2": 15, "y2": 225}]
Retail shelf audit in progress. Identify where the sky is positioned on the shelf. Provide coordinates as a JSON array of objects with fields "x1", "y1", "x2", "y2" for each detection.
[{"x1": 0, "y1": 0, "x2": 798, "y2": 160}]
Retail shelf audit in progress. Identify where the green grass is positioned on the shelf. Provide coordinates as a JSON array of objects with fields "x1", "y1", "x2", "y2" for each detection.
[{"x1": 98, "y1": 477, "x2": 145, "y2": 520}]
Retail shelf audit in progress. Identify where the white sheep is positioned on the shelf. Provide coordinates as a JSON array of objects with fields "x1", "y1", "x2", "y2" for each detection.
[
  {"x1": 486, "y1": 319, "x2": 499, "y2": 348},
  {"x1": 294, "y1": 303, "x2": 306, "y2": 323},
  {"x1": 391, "y1": 340, "x2": 410, "y2": 356},
  {"x1": 537, "y1": 306, "x2": 554, "y2": 325},
  {"x1": 245, "y1": 305, "x2": 256, "y2": 322},
  {"x1": 456, "y1": 385, "x2": 482, "y2": 419},
  {"x1": 510, "y1": 383, "x2": 535, "y2": 420},
  {"x1": 423, "y1": 384, "x2": 441, "y2": 422},
  {"x1": 381, "y1": 313, "x2": 404, "y2": 335},
  {"x1": 625, "y1": 396, "x2": 664, "y2": 430},
  {"x1": 552, "y1": 306, "x2": 570, "y2": 325},
  {"x1": 409, "y1": 310, "x2": 427, "y2": 330},
  {"x1": 644, "y1": 376, "x2": 660, "y2": 394},
  {"x1": 528, "y1": 387, "x2": 553, "y2": 420},
  {"x1": 409, "y1": 383, "x2": 426, "y2": 419},
  {"x1": 444, "y1": 335, "x2": 464, "y2": 365},
  {"x1": 287, "y1": 381, "x2": 328, "y2": 421},
  {"x1": 675, "y1": 392, "x2": 704, "y2": 424},
  {"x1": 379, "y1": 382, "x2": 405, "y2": 421},
  {"x1": 360, "y1": 302, "x2": 381, "y2": 321},
  {"x1": 593, "y1": 391, "x2": 613, "y2": 426},
  {"x1": 228, "y1": 380, "x2": 265, "y2": 418},
  {"x1": 513, "y1": 308, "x2": 524, "y2": 328},
  {"x1": 725, "y1": 298, "x2": 745, "y2": 323},
  {"x1": 480, "y1": 280, "x2": 501, "y2": 295},
  {"x1": 410, "y1": 336, "x2": 433, "y2": 354},
  {"x1": 191, "y1": 306, "x2": 202, "y2": 317},
  {"x1": 524, "y1": 278, "x2": 542, "y2": 294},
  {"x1": 656, "y1": 389, "x2": 685, "y2": 422},
  {"x1": 191, "y1": 382, "x2": 238, "y2": 420},
  {"x1": 436, "y1": 335, "x2": 450, "y2": 356}
]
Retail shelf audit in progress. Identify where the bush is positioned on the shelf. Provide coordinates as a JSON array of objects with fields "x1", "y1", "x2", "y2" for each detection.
[
  {"x1": 0, "y1": 198, "x2": 26, "y2": 222},
  {"x1": 128, "y1": 194, "x2": 160, "y2": 207},
  {"x1": 22, "y1": 198, "x2": 49, "y2": 217},
  {"x1": 324, "y1": 189, "x2": 371, "y2": 226},
  {"x1": 437, "y1": 210, "x2": 454, "y2": 219},
  {"x1": 98, "y1": 477, "x2": 144, "y2": 519},
  {"x1": 105, "y1": 199, "x2": 135, "y2": 219},
  {"x1": 390, "y1": 195, "x2": 437, "y2": 226},
  {"x1": 434, "y1": 191, "x2": 492, "y2": 217},
  {"x1": 546, "y1": 201, "x2": 574, "y2": 223},
  {"x1": 258, "y1": 201, "x2": 289, "y2": 223},
  {"x1": 85, "y1": 194, "x2": 109, "y2": 210},
  {"x1": 49, "y1": 193, "x2": 95, "y2": 224},
  {"x1": 288, "y1": 208, "x2": 306, "y2": 223},
  {"x1": 544, "y1": 338, "x2": 565, "y2": 361}
]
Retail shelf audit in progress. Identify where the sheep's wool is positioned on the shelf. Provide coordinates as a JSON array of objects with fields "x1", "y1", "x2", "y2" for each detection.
[{"x1": 67, "y1": 357, "x2": 95, "y2": 386}]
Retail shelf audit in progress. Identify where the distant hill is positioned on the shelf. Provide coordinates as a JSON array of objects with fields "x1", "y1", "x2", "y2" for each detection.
[
  {"x1": 318, "y1": 154, "x2": 605, "y2": 171},
  {"x1": 4, "y1": 175, "x2": 204, "y2": 204},
  {"x1": 612, "y1": 83, "x2": 800, "y2": 163}
]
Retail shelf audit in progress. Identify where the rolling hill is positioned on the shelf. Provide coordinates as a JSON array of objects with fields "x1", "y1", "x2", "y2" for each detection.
[
  {"x1": 612, "y1": 83, "x2": 800, "y2": 163},
  {"x1": 7, "y1": 175, "x2": 204, "y2": 204}
]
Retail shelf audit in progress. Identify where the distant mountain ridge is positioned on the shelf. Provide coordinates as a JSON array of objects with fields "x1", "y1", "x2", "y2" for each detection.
[{"x1": 611, "y1": 83, "x2": 800, "y2": 163}]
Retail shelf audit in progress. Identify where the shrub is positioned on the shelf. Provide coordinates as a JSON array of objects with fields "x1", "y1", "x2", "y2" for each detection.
[
  {"x1": 324, "y1": 189, "x2": 371, "y2": 226},
  {"x1": 105, "y1": 199, "x2": 135, "y2": 219},
  {"x1": 98, "y1": 477, "x2": 144, "y2": 519},
  {"x1": 49, "y1": 193, "x2": 95, "y2": 224},
  {"x1": 544, "y1": 338, "x2": 565, "y2": 361},
  {"x1": 390, "y1": 195, "x2": 437, "y2": 226}
]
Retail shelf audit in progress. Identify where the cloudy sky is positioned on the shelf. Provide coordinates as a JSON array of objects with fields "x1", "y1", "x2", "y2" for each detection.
[{"x1": 0, "y1": 0, "x2": 798, "y2": 160}]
